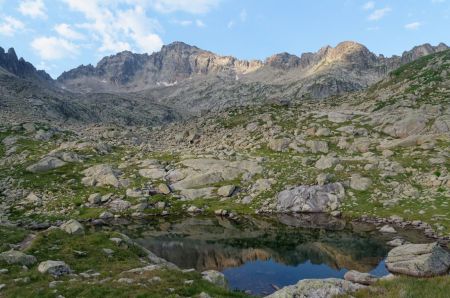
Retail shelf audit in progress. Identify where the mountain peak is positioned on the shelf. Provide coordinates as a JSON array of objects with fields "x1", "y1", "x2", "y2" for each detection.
[
  {"x1": 162, "y1": 41, "x2": 201, "y2": 53},
  {"x1": 0, "y1": 46, "x2": 52, "y2": 82}
]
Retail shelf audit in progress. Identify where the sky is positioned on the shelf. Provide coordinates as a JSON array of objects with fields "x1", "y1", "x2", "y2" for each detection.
[{"x1": 0, "y1": 0, "x2": 449, "y2": 78}]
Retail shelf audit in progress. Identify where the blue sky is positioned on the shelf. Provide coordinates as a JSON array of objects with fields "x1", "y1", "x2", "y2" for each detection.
[{"x1": 0, "y1": 0, "x2": 449, "y2": 78}]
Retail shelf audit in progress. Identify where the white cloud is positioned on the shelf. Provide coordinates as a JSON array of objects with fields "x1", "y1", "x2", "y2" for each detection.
[
  {"x1": 116, "y1": 6, "x2": 163, "y2": 53},
  {"x1": 172, "y1": 19, "x2": 205, "y2": 28},
  {"x1": 63, "y1": 0, "x2": 163, "y2": 54},
  {"x1": 18, "y1": 0, "x2": 47, "y2": 19},
  {"x1": 31, "y1": 36, "x2": 79, "y2": 60},
  {"x1": 227, "y1": 20, "x2": 235, "y2": 29},
  {"x1": 195, "y1": 19, "x2": 205, "y2": 27},
  {"x1": 0, "y1": 16, "x2": 25, "y2": 36},
  {"x1": 362, "y1": 1, "x2": 375, "y2": 10},
  {"x1": 240, "y1": 9, "x2": 247, "y2": 22},
  {"x1": 54, "y1": 23, "x2": 85, "y2": 40},
  {"x1": 404, "y1": 21, "x2": 422, "y2": 30},
  {"x1": 148, "y1": 0, "x2": 220, "y2": 14},
  {"x1": 368, "y1": 7, "x2": 391, "y2": 21},
  {"x1": 172, "y1": 19, "x2": 193, "y2": 26}
]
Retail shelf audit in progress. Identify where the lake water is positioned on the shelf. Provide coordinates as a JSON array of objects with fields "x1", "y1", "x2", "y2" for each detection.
[{"x1": 111, "y1": 214, "x2": 420, "y2": 296}]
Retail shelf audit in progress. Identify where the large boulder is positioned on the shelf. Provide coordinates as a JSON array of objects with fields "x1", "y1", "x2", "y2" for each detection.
[
  {"x1": 38, "y1": 260, "x2": 71, "y2": 276},
  {"x1": 180, "y1": 187, "x2": 216, "y2": 200},
  {"x1": 276, "y1": 183, "x2": 345, "y2": 213},
  {"x1": 82, "y1": 164, "x2": 121, "y2": 188},
  {"x1": 385, "y1": 243, "x2": 450, "y2": 277},
  {"x1": 0, "y1": 250, "x2": 37, "y2": 266},
  {"x1": 306, "y1": 140, "x2": 329, "y2": 154},
  {"x1": 109, "y1": 199, "x2": 131, "y2": 212},
  {"x1": 201, "y1": 270, "x2": 227, "y2": 288},
  {"x1": 138, "y1": 168, "x2": 166, "y2": 180},
  {"x1": 171, "y1": 172, "x2": 223, "y2": 190},
  {"x1": 60, "y1": 219, "x2": 84, "y2": 235},
  {"x1": 26, "y1": 156, "x2": 66, "y2": 173},
  {"x1": 382, "y1": 113, "x2": 427, "y2": 138},
  {"x1": 265, "y1": 278, "x2": 365, "y2": 298},
  {"x1": 269, "y1": 138, "x2": 291, "y2": 152}
]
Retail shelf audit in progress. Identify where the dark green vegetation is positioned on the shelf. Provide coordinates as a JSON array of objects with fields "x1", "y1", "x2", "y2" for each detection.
[{"x1": 0, "y1": 228, "x2": 251, "y2": 298}]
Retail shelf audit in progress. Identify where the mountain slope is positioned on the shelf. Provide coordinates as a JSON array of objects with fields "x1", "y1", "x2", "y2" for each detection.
[{"x1": 56, "y1": 41, "x2": 449, "y2": 100}]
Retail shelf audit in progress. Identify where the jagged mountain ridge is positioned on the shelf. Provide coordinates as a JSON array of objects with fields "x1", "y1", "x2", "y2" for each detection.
[
  {"x1": 0, "y1": 41, "x2": 449, "y2": 125},
  {"x1": 0, "y1": 47, "x2": 52, "y2": 83},
  {"x1": 56, "y1": 41, "x2": 449, "y2": 96}
]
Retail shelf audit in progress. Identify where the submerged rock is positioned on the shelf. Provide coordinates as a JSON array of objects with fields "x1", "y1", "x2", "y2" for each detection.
[
  {"x1": 265, "y1": 278, "x2": 365, "y2": 298},
  {"x1": 385, "y1": 242, "x2": 450, "y2": 277}
]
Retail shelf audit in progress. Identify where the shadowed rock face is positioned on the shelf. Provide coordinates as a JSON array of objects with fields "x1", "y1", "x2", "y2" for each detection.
[{"x1": 0, "y1": 47, "x2": 52, "y2": 82}]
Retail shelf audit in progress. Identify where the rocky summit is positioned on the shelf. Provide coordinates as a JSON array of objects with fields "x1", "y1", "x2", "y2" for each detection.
[{"x1": 1, "y1": 40, "x2": 450, "y2": 298}]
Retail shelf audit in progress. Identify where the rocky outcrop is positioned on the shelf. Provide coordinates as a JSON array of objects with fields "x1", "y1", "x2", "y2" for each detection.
[
  {"x1": 26, "y1": 157, "x2": 66, "y2": 173},
  {"x1": 0, "y1": 47, "x2": 52, "y2": 82},
  {"x1": 265, "y1": 278, "x2": 365, "y2": 298},
  {"x1": 385, "y1": 243, "x2": 450, "y2": 277},
  {"x1": 276, "y1": 183, "x2": 345, "y2": 213}
]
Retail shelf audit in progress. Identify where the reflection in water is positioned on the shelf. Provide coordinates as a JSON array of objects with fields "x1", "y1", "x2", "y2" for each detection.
[{"x1": 118, "y1": 214, "x2": 390, "y2": 296}]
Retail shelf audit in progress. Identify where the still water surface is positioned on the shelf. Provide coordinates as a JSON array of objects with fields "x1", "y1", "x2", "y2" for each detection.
[{"x1": 115, "y1": 214, "x2": 412, "y2": 296}]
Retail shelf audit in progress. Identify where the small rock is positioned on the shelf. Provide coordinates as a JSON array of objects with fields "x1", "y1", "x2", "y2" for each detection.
[
  {"x1": 344, "y1": 270, "x2": 378, "y2": 285},
  {"x1": 217, "y1": 185, "x2": 236, "y2": 197},
  {"x1": 88, "y1": 193, "x2": 102, "y2": 205},
  {"x1": 201, "y1": 270, "x2": 227, "y2": 288},
  {"x1": 350, "y1": 174, "x2": 372, "y2": 191},
  {"x1": 38, "y1": 261, "x2": 71, "y2": 276},
  {"x1": 387, "y1": 238, "x2": 407, "y2": 247},
  {"x1": 60, "y1": 219, "x2": 84, "y2": 235},
  {"x1": 158, "y1": 183, "x2": 171, "y2": 195},
  {"x1": 99, "y1": 211, "x2": 114, "y2": 219},
  {"x1": 380, "y1": 225, "x2": 396, "y2": 233}
]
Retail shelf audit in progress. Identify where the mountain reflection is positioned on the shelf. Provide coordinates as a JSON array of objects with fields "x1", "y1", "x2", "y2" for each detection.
[{"x1": 133, "y1": 214, "x2": 388, "y2": 272}]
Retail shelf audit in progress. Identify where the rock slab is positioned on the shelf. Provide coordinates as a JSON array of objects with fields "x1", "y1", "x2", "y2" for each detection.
[
  {"x1": 385, "y1": 242, "x2": 450, "y2": 277},
  {"x1": 265, "y1": 278, "x2": 365, "y2": 298}
]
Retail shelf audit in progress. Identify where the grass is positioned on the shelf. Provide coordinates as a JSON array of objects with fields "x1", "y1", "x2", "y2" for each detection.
[
  {"x1": 0, "y1": 225, "x2": 29, "y2": 252},
  {"x1": 339, "y1": 276, "x2": 450, "y2": 298},
  {"x1": 0, "y1": 229, "x2": 252, "y2": 298}
]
